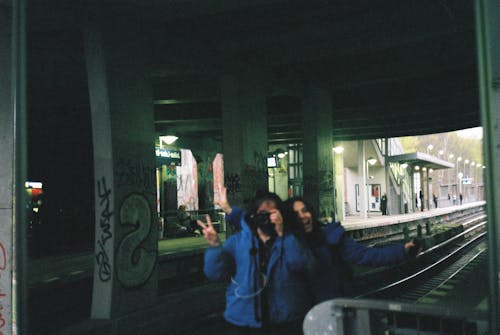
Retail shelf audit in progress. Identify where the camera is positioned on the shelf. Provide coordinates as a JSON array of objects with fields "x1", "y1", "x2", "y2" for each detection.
[{"x1": 249, "y1": 211, "x2": 276, "y2": 237}]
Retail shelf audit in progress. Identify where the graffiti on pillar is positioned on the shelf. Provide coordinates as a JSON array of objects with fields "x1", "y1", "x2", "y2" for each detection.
[
  {"x1": 0, "y1": 240, "x2": 7, "y2": 334},
  {"x1": 0, "y1": 242, "x2": 5, "y2": 271},
  {"x1": 116, "y1": 158, "x2": 156, "y2": 196},
  {"x1": 116, "y1": 193, "x2": 157, "y2": 288},
  {"x1": 319, "y1": 170, "x2": 334, "y2": 192},
  {"x1": 253, "y1": 151, "x2": 267, "y2": 172},
  {"x1": 96, "y1": 177, "x2": 113, "y2": 282},
  {"x1": 243, "y1": 164, "x2": 268, "y2": 194},
  {"x1": 303, "y1": 170, "x2": 334, "y2": 218},
  {"x1": 225, "y1": 172, "x2": 241, "y2": 195}
]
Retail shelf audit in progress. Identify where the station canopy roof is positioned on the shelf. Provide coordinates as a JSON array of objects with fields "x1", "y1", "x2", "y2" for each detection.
[{"x1": 388, "y1": 152, "x2": 454, "y2": 170}]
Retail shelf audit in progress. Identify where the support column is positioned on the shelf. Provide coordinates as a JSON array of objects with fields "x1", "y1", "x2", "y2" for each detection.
[
  {"x1": 0, "y1": 4, "x2": 15, "y2": 335},
  {"x1": 302, "y1": 82, "x2": 334, "y2": 219},
  {"x1": 84, "y1": 8, "x2": 158, "y2": 319},
  {"x1": 357, "y1": 141, "x2": 368, "y2": 219},
  {"x1": 426, "y1": 169, "x2": 431, "y2": 210},
  {"x1": 475, "y1": 0, "x2": 500, "y2": 332},
  {"x1": 384, "y1": 138, "x2": 391, "y2": 215},
  {"x1": 220, "y1": 71, "x2": 268, "y2": 209},
  {"x1": 333, "y1": 145, "x2": 345, "y2": 222}
]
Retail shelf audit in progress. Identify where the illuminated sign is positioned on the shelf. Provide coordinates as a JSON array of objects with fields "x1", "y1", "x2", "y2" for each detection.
[{"x1": 155, "y1": 147, "x2": 181, "y2": 166}]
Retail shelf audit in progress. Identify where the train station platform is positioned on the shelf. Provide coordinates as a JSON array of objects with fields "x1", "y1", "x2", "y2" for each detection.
[
  {"x1": 29, "y1": 201, "x2": 486, "y2": 287},
  {"x1": 342, "y1": 201, "x2": 485, "y2": 230}
]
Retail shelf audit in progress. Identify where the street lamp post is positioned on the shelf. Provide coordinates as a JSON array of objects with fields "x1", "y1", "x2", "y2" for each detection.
[
  {"x1": 426, "y1": 144, "x2": 434, "y2": 155},
  {"x1": 470, "y1": 162, "x2": 475, "y2": 201},
  {"x1": 464, "y1": 159, "x2": 469, "y2": 202},
  {"x1": 366, "y1": 157, "x2": 376, "y2": 217},
  {"x1": 456, "y1": 156, "x2": 462, "y2": 199},
  {"x1": 448, "y1": 153, "x2": 454, "y2": 204}
]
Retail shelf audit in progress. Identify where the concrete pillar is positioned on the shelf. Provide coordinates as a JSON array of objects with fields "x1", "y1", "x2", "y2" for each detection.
[
  {"x1": 220, "y1": 72, "x2": 268, "y2": 209},
  {"x1": 83, "y1": 8, "x2": 158, "y2": 319},
  {"x1": 333, "y1": 146, "x2": 345, "y2": 222},
  {"x1": 425, "y1": 169, "x2": 430, "y2": 210},
  {"x1": 357, "y1": 141, "x2": 368, "y2": 219},
  {"x1": 302, "y1": 82, "x2": 334, "y2": 219},
  {"x1": 0, "y1": 4, "x2": 14, "y2": 335},
  {"x1": 410, "y1": 171, "x2": 416, "y2": 212},
  {"x1": 384, "y1": 138, "x2": 391, "y2": 215},
  {"x1": 475, "y1": 0, "x2": 500, "y2": 331}
]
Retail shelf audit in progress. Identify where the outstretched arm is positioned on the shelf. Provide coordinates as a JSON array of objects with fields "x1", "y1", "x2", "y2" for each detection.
[
  {"x1": 340, "y1": 235, "x2": 411, "y2": 266},
  {"x1": 215, "y1": 186, "x2": 232, "y2": 214}
]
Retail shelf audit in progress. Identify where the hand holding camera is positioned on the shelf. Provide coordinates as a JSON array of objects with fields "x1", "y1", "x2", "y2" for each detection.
[{"x1": 250, "y1": 209, "x2": 284, "y2": 242}]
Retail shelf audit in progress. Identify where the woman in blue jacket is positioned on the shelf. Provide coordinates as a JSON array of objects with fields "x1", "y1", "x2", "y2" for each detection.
[
  {"x1": 197, "y1": 190, "x2": 312, "y2": 334},
  {"x1": 283, "y1": 197, "x2": 418, "y2": 305}
]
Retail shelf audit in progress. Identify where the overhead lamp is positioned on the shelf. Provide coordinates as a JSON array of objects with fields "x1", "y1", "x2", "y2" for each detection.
[
  {"x1": 277, "y1": 152, "x2": 287, "y2": 159},
  {"x1": 465, "y1": 159, "x2": 469, "y2": 164},
  {"x1": 457, "y1": 156, "x2": 462, "y2": 162},
  {"x1": 400, "y1": 163, "x2": 408, "y2": 169},
  {"x1": 422, "y1": 167, "x2": 427, "y2": 172},
  {"x1": 367, "y1": 157, "x2": 377, "y2": 165},
  {"x1": 333, "y1": 146, "x2": 344, "y2": 154},
  {"x1": 414, "y1": 165, "x2": 420, "y2": 171},
  {"x1": 448, "y1": 153, "x2": 454, "y2": 160},
  {"x1": 25, "y1": 181, "x2": 43, "y2": 189},
  {"x1": 429, "y1": 168, "x2": 433, "y2": 173},
  {"x1": 160, "y1": 135, "x2": 178, "y2": 145},
  {"x1": 427, "y1": 144, "x2": 434, "y2": 151},
  {"x1": 458, "y1": 172, "x2": 464, "y2": 179},
  {"x1": 471, "y1": 162, "x2": 475, "y2": 167},
  {"x1": 477, "y1": 164, "x2": 482, "y2": 169},
  {"x1": 438, "y1": 150, "x2": 444, "y2": 156}
]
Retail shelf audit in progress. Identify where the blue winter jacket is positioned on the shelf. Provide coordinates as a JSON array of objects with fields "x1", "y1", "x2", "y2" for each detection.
[
  {"x1": 204, "y1": 207, "x2": 312, "y2": 328},
  {"x1": 307, "y1": 221, "x2": 408, "y2": 304}
]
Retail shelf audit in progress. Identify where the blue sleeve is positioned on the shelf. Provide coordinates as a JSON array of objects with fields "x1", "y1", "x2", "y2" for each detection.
[
  {"x1": 225, "y1": 206, "x2": 245, "y2": 231},
  {"x1": 204, "y1": 236, "x2": 236, "y2": 282},
  {"x1": 340, "y1": 236, "x2": 408, "y2": 266},
  {"x1": 282, "y1": 234, "x2": 313, "y2": 272}
]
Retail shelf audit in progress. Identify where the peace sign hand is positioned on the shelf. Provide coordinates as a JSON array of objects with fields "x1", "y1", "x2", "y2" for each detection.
[{"x1": 197, "y1": 215, "x2": 221, "y2": 247}]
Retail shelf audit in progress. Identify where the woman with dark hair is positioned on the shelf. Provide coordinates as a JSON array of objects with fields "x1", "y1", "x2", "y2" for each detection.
[
  {"x1": 283, "y1": 197, "x2": 418, "y2": 304},
  {"x1": 197, "y1": 188, "x2": 312, "y2": 334}
]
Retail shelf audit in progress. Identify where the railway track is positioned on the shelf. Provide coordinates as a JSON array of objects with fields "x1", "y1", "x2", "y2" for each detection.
[{"x1": 357, "y1": 219, "x2": 487, "y2": 303}]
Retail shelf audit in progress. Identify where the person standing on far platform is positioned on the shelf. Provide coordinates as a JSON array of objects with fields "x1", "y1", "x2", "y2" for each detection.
[
  {"x1": 433, "y1": 193, "x2": 438, "y2": 208},
  {"x1": 380, "y1": 193, "x2": 387, "y2": 215},
  {"x1": 283, "y1": 197, "x2": 420, "y2": 305},
  {"x1": 419, "y1": 190, "x2": 424, "y2": 211},
  {"x1": 198, "y1": 187, "x2": 312, "y2": 335},
  {"x1": 459, "y1": 193, "x2": 463, "y2": 205}
]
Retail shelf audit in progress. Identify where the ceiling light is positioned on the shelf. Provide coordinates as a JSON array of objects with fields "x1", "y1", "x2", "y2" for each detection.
[
  {"x1": 333, "y1": 146, "x2": 344, "y2": 154},
  {"x1": 160, "y1": 135, "x2": 178, "y2": 145},
  {"x1": 367, "y1": 157, "x2": 377, "y2": 165}
]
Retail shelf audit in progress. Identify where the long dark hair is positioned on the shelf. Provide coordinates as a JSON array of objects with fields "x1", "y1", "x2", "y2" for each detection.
[{"x1": 282, "y1": 197, "x2": 321, "y2": 237}]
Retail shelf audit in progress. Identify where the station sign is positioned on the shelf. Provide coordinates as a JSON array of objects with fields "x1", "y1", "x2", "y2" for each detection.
[
  {"x1": 155, "y1": 147, "x2": 182, "y2": 167},
  {"x1": 462, "y1": 178, "x2": 473, "y2": 185}
]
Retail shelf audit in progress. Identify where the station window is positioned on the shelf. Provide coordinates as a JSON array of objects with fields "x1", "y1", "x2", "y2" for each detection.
[{"x1": 288, "y1": 144, "x2": 303, "y2": 197}]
